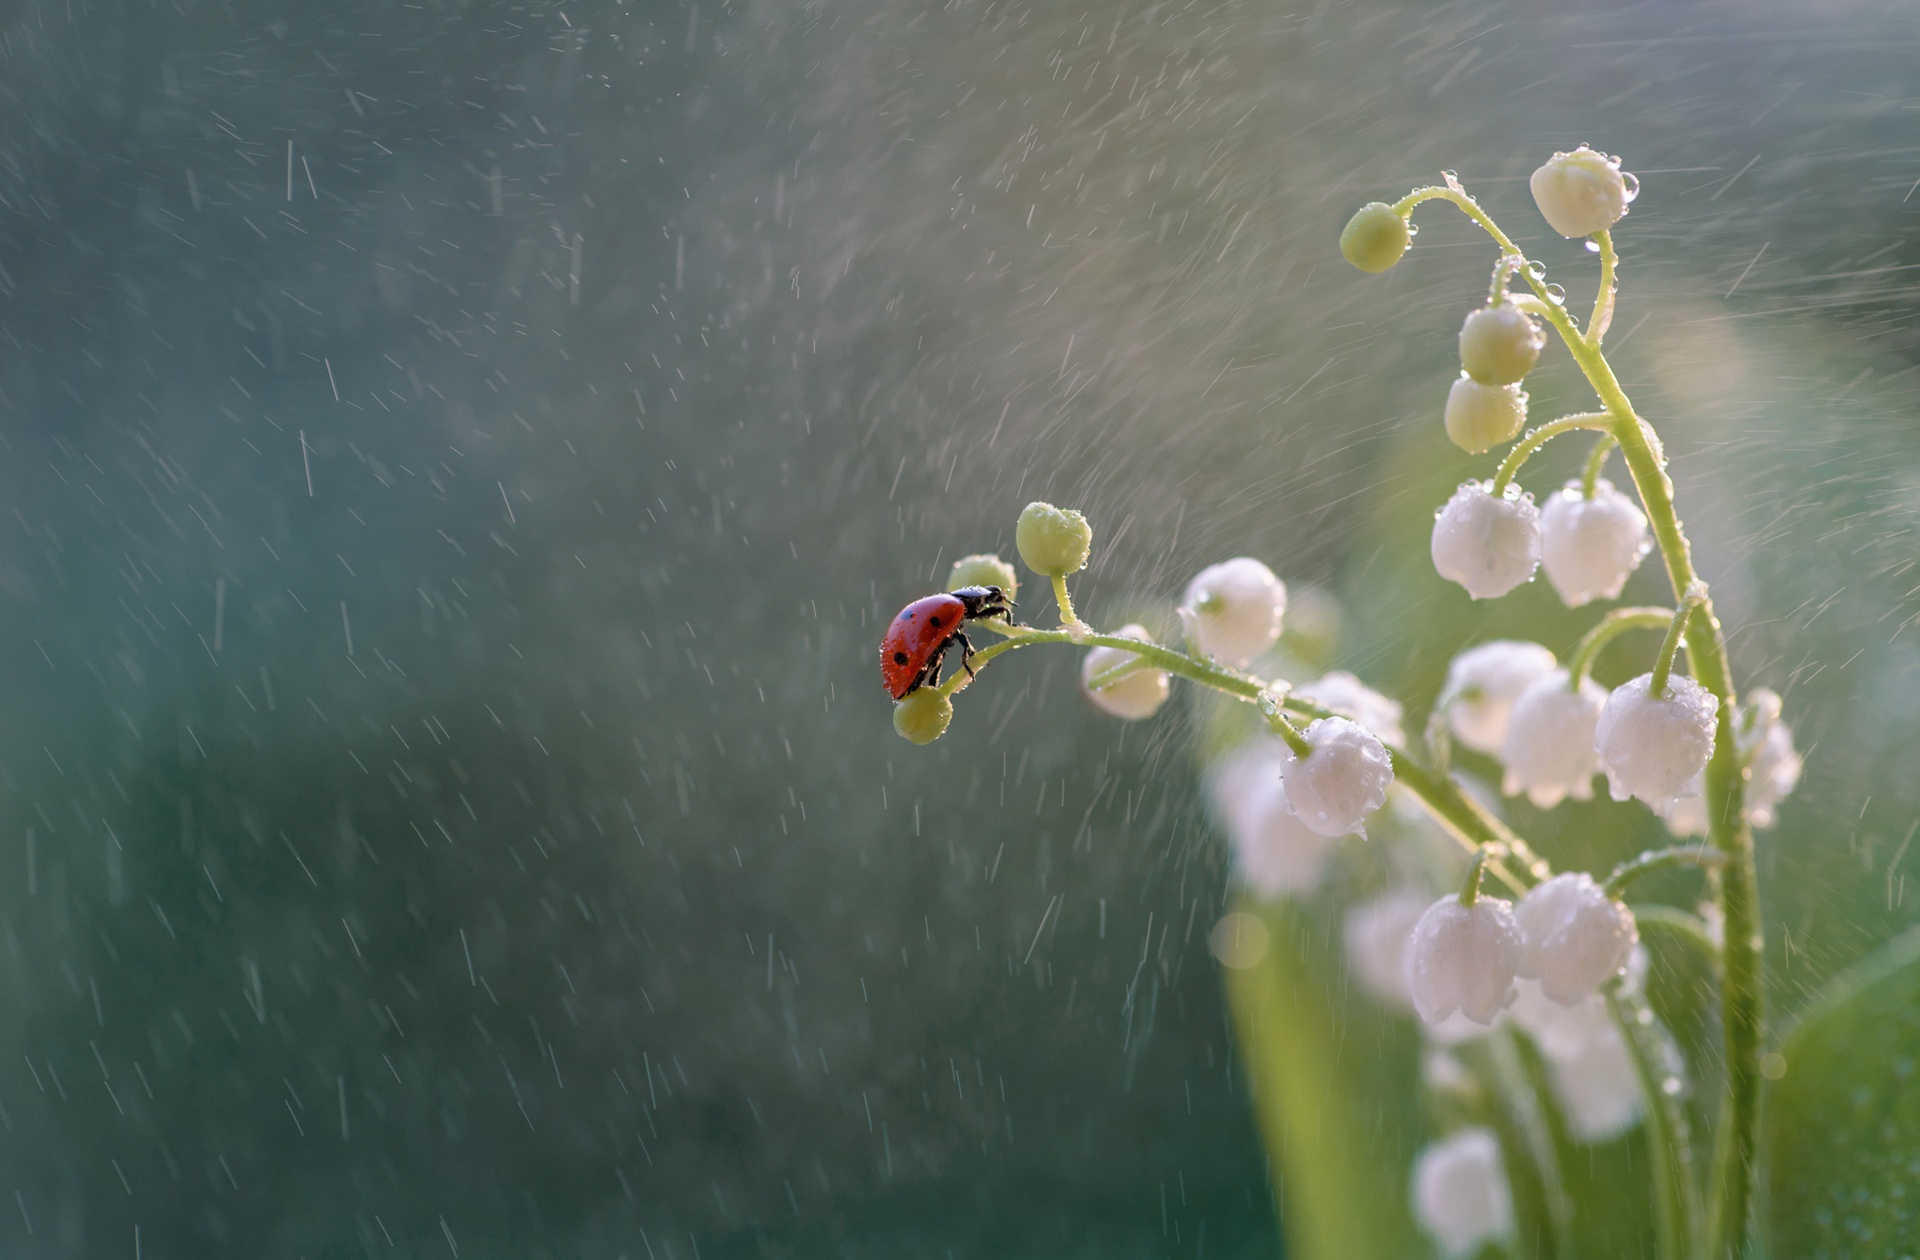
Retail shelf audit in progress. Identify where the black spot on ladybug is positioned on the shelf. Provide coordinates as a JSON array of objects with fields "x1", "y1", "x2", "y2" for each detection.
[
  {"x1": 929, "y1": 616, "x2": 943, "y2": 628},
  {"x1": 892, "y1": 652, "x2": 909, "y2": 665}
]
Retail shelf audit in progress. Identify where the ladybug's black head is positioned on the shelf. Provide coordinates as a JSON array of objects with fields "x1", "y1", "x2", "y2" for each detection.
[{"x1": 952, "y1": 585, "x2": 1014, "y2": 621}]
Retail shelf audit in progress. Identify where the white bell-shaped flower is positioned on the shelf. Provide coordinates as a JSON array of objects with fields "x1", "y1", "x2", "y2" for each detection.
[
  {"x1": 1595, "y1": 673, "x2": 1719, "y2": 810},
  {"x1": 1431, "y1": 480, "x2": 1541, "y2": 601},
  {"x1": 1530, "y1": 146, "x2": 1637, "y2": 239},
  {"x1": 1540, "y1": 479, "x2": 1650, "y2": 607},
  {"x1": 1411, "y1": 1128, "x2": 1514, "y2": 1259},
  {"x1": 1444, "y1": 376, "x2": 1528, "y2": 454},
  {"x1": 1442, "y1": 640, "x2": 1559, "y2": 755},
  {"x1": 1407, "y1": 893, "x2": 1522, "y2": 1026},
  {"x1": 1458, "y1": 301, "x2": 1545, "y2": 386},
  {"x1": 1501, "y1": 669, "x2": 1608, "y2": 807},
  {"x1": 1079, "y1": 624, "x2": 1170, "y2": 720},
  {"x1": 1661, "y1": 687, "x2": 1801, "y2": 834},
  {"x1": 1515, "y1": 873, "x2": 1638, "y2": 1005},
  {"x1": 1294, "y1": 670, "x2": 1406, "y2": 744},
  {"x1": 1180, "y1": 558, "x2": 1285, "y2": 667},
  {"x1": 1279, "y1": 716, "x2": 1394, "y2": 839},
  {"x1": 1342, "y1": 890, "x2": 1428, "y2": 1011}
]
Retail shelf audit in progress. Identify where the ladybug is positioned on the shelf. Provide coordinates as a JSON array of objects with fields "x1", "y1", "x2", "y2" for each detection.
[{"x1": 879, "y1": 585, "x2": 1014, "y2": 700}]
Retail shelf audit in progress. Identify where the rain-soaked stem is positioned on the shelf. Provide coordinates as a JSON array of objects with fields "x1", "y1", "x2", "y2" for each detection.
[
  {"x1": 1605, "y1": 846, "x2": 1727, "y2": 900},
  {"x1": 1589, "y1": 229, "x2": 1619, "y2": 345},
  {"x1": 1610, "y1": 988, "x2": 1702, "y2": 1260},
  {"x1": 1050, "y1": 573, "x2": 1085, "y2": 631},
  {"x1": 1649, "y1": 594, "x2": 1703, "y2": 698},
  {"x1": 1581, "y1": 433, "x2": 1617, "y2": 498},
  {"x1": 1490, "y1": 413, "x2": 1611, "y2": 495},
  {"x1": 1565, "y1": 606, "x2": 1676, "y2": 688},
  {"x1": 1458, "y1": 843, "x2": 1498, "y2": 907},
  {"x1": 1410, "y1": 182, "x2": 1757, "y2": 1259}
]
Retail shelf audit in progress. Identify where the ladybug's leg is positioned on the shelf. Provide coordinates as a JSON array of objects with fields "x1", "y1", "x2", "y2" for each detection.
[
  {"x1": 954, "y1": 629, "x2": 977, "y2": 679},
  {"x1": 920, "y1": 638, "x2": 952, "y2": 692}
]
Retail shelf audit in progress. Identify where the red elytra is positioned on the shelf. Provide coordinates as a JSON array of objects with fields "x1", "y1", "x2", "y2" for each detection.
[{"x1": 879, "y1": 586, "x2": 1012, "y2": 700}]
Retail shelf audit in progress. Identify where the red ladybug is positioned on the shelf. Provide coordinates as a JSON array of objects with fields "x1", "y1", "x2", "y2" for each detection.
[{"x1": 879, "y1": 585, "x2": 1014, "y2": 700}]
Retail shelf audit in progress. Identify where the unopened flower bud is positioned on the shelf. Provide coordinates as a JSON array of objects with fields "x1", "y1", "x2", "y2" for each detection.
[
  {"x1": 1444, "y1": 376, "x2": 1528, "y2": 454},
  {"x1": 1501, "y1": 669, "x2": 1607, "y2": 807},
  {"x1": 1408, "y1": 894, "x2": 1522, "y2": 1026},
  {"x1": 1594, "y1": 673, "x2": 1719, "y2": 809},
  {"x1": 1015, "y1": 501, "x2": 1092, "y2": 577},
  {"x1": 947, "y1": 553, "x2": 1018, "y2": 602},
  {"x1": 1080, "y1": 624, "x2": 1171, "y2": 720},
  {"x1": 1458, "y1": 302, "x2": 1545, "y2": 386},
  {"x1": 1530, "y1": 146, "x2": 1637, "y2": 239},
  {"x1": 1442, "y1": 640, "x2": 1558, "y2": 755},
  {"x1": 1294, "y1": 670, "x2": 1405, "y2": 743},
  {"x1": 892, "y1": 688, "x2": 954, "y2": 745},
  {"x1": 1540, "y1": 479, "x2": 1650, "y2": 607},
  {"x1": 1516, "y1": 873, "x2": 1637, "y2": 1005},
  {"x1": 1340, "y1": 201, "x2": 1412, "y2": 273},
  {"x1": 1431, "y1": 480, "x2": 1541, "y2": 600},
  {"x1": 1180, "y1": 557, "x2": 1285, "y2": 667},
  {"x1": 1411, "y1": 1129, "x2": 1514, "y2": 1259},
  {"x1": 1280, "y1": 716, "x2": 1394, "y2": 839}
]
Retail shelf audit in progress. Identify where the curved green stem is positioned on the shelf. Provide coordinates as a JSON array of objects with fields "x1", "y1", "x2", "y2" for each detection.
[
  {"x1": 1491, "y1": 413, "x2": 1612, "y2": 495},
  {"x1": 1605, "y1": 845, "x2": 1727, "y2": 899},
  {"x1": 1050, "y1": 573, "x2": 1084, "y2": 630},
  {"x1": 1582, "y1": 432, "x2": 1618, "y2": 497},
  {"x1": 1566, "y1": 606, "x2": 1675, "y2": 687},
  {"x1": 1649, "y1": 589, "x2": 1705, "y2": 699},
  {"x1": 1609, "y1": 988, "x2": 1702, "y2": 1260},
  {"x1": 1634, "y1": 904, "x2": 1724, "y2": 972},
  {"x1": 1458, "y1": 843, "x2": 1499, "y2": 907},
  {"x1": 1590, "y1": 229, "x2": 1619, "y2": 346}
]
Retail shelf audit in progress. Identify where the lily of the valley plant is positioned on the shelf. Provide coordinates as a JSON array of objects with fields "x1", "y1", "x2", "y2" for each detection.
[{"x1": 881, "y1": 148, "x2": 1797, "y2": 1260}]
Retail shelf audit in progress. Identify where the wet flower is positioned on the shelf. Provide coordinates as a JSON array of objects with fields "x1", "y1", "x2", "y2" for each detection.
[
  {"x1": 1501, "y1": 669, "x2": 1608, "y2": 807},
  {"x1": 1539, "y1": 479, "x2": 1650, "y2": 607},
  {"x1": 1295, "y1": 670, "x2": 1405, "y2": 744},
  {"x1": 1079, "y1": 624, "x2": 1170, "y2": 720},
  {"x1": 1515, "y1": 873, "x2": 1638, "y2": 1005},
  {"x1": 1595, "y1": 673, "x2": 1719, "y2": 810},
  {"x1": 1339, "y1": 201, "x2": 1412, "y2": 273},
  {"x1": 1407, "y1": 894, "x2": 1522, "y2": 1026},
  {"x1": 1431, "y1": 480, "x2": 1541, "y2": 600},
  {"x1": 1458, "y1": 301, "x2": 1545, "y2": 386},
  {"x1": 1411, "y1": 1128, "x2": 1514, "y2": 1258},
  {"x1": 1280, "y1": 716, "x2": 1394, "y2": 839},
  {"x1": 1444, "y1": 375, "x2": 1529, "y2": 454},
  {"x1": 1208, "y1": 741, "x2": 1333, "y2": 896},
  {"x1": 1342, "y1": 889, "x2": 1429, "y2": 1010},
  {"x1": 947, "y1": 553, "x2": 1018, "y2": 601},
  {"x1": 1661, "y1": 687, "x2": 1801, "y2": 834},
  {"x1": 1180, "y1": 557, "x2": 1286, "y2": 667},
  {"x1": 1442, "y1": 640, "x2": 1559, "y2": 755},
  {"x1": 1530, "y1": 146, "x2": 1636, "y2": 239},
  {"x1": 1015, "y1": 501, "x2": 1092, "y2": 577}
]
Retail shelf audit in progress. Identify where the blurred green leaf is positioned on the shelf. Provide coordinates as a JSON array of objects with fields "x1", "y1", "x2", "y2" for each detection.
[{"x1": 1767, "y1": 924, "x2": 1920, "y2": 1258}]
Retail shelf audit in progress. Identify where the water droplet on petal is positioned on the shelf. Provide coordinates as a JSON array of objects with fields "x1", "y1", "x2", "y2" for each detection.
[
  {"x1": 1584, "y1": 238, "x2": 1601, "y2": 253},
  {"x1": 1621, "y1": 172, "x2": 1641, "y2": 203}
]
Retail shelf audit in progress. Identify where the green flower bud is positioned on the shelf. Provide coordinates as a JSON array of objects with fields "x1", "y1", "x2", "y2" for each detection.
[
  {"x1": 1458, "y1": 301, "x2": 1544, "y2": 386},
  {"x1": 1015, "y1": 501, "x2": 1092, "y2": 577},
  {"x1": 1339, "y1": 202, "x2": 1412, "y2": 274},
  {"x1": 1444, "y1": 375, "x2": 1528, "y2": 454},
  {"x1": 893, "y1": 688, "x2": 954, "y2": 745},
  {"x1": 947, "y1": 553, "x2": 1018, "y2": 601}
]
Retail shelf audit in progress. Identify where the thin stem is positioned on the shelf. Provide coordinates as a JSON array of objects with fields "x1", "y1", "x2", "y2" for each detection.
[
  {"x1": 1605, "y1": 846, "x2": 1727, "y2": 899},
  {"x1": 1649, "y1": 590, "x2": 1704, "y2": 698},
  {"x1": 1458, "y1": 844, "x2": 1499, "y2": 907},
  {"x1": 1581, "y1": 432, "x2": 1617, "y2": 497},
  {"x1": 1490, "y1": 412, "x2": 1612, "y2": 495},
  {"x1": 1590, "y1": 229, "x2": 1619, "y2": 346},
  {"x1": 1257, "y1": 686, "x2": 1315, "y2": 758},
  {"x1": 1050, "y1": 573, "x2": 1084, "y2": 631},
  {"x1": 1565, "y1": 606, "x2": 1675, "y2": 688},
  {"x1": 1609, "y1": 988, "x2": 1702, "y2": 1260},
  {"x1": 1488, "y1": 252, "x2": 1523, "y2": 305},
  {"x1": 1633, "y1": 904, "x2": 1723, "y2": 971}
]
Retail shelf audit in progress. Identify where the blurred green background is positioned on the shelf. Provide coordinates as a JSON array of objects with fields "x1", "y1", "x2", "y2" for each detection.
[{"x1": 3, "y1": 0, "x2": 1919, "y2": 1255}]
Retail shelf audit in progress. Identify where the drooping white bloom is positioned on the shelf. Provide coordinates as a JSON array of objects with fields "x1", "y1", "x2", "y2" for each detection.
[
  {"x1": 1540, "y1": 479, "x2": 1651, "y2": 607},
  {"x1": 1295, "y1": 670, "x2": 1406, "y2": 744},
  {"x1": 1407, "y1": 894, "x2": 1522, "y2": 1026},
  {"x1": 1280, "y1": 717, "x2": 1394, "y2": 839},
  {"x1": 1342, "y1": 890, "x2": 1428, "y2": 1011},
  {"x1": 1079, "y1": 624, "x2": 1170, "y2": 720},
  {"x1": 1180, "y1": 558, "x2": 1286, "y2": 667},
  {"x1": 1458, "y1": 301, "x2": 1545, "y2": 386},
  {"x1": 1661, "y1": 687, "x2": 1801, "y2": 834},
  {"x1": 1444, "y1": 376, "x2": 1528, "y2": 454},
  {"x1": 1502, "y1": 669, "x2": 1608, "y2": 807},
  {"x1": 1442, "y1": 640, "x2": 1559, "y2": 755},
  {"x1": 1431, "y1": 480, "x2": 1541, "y2": 601},
  {"x1": 1411, "y1": 1129, "x2": 1514, "y2": 1258},
  {"x1": 1515, "y1": 873, "x2": 1638, "y2": 1005},
  {"x1": 1509, "y1": 983, "x2": 1646, "y2": 1142},
  {"x1": 1530, "y1": 146, "x2": 1637, "y2": 239},
  {"x1": 1207, "y1": 741, "x2": 1333, "y2": 897},
  {"x1": 1595, "y1": 673, "x2": 1720, "y2": 810}
]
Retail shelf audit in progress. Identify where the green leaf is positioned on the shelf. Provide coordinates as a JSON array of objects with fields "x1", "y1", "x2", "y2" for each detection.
[{"x1": 1767, "y1": 923, "x2": 1920, "y2": 1258}]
